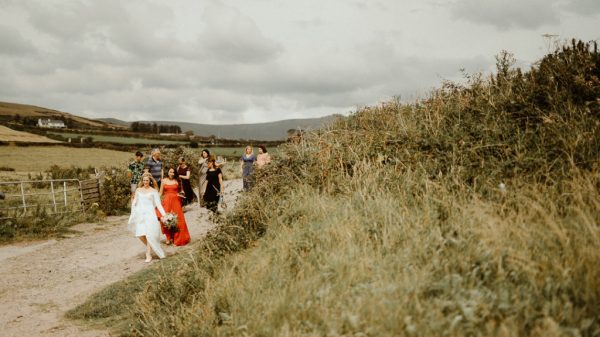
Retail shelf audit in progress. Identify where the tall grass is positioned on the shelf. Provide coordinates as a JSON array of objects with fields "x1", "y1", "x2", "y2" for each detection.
[
  {"x1": 70, "y1": 40, "x2": 599, "y2": 336},
  {"x1": 0, "y1": 206, "x2": 103, "y2": 243}
]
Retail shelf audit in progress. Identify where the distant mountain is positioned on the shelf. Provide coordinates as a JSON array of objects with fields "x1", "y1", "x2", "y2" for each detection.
[
  {"x1": 0, "y1": 100, "x2": 341, "y2": 140},
  {"x1": 145, "y1": 115, "x2": 341, "y2": 141},
  {"x1": 0, "y1": 102, "x2": 126, "y2": 130},
  {"x1": 99, "y1": 115, "x2": 341, "y2": 141},
  {"x1": 95, "y1": 117, "x2": 130, "y2": 127}
]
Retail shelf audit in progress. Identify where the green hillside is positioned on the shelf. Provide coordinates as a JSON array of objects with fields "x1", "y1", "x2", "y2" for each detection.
[{"x1": 0, "y1": 101, "x2": 125, "y2": 130}]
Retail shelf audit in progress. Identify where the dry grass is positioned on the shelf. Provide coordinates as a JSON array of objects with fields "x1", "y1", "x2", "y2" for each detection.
[
  {"x1": 68, "y1": 40, "x2": 600, "y2": 336},
  {"x1": 0, "y1": 125, "x2": 61, "y2": 143}
]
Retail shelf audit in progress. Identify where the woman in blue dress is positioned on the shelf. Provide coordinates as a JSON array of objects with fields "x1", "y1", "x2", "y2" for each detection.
[{"x1": 239, "y1": 145, "x2": 256, "y2": 191}]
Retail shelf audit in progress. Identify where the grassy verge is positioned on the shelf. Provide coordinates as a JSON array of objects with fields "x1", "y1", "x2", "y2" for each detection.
[
  {"x1": 65, "y1": 264, "x2": 160, "y2": 330},
  {"x1": 0, "y1": 207, "x2": 103, "y2": 244},
  {"x1": 67, "y1": 40, "x2": 600, "y2": 336}
]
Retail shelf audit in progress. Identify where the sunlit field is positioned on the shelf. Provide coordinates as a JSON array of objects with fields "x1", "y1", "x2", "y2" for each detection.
[
  {"x1": 0, "y1": 145, "x2": 133, "y2": 173},
  {"x1": 48, "y1": 132, "x2": 187, "y2": 145}
]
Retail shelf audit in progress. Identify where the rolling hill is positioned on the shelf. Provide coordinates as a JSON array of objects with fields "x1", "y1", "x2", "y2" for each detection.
[
  {"x1": 0, "y1": 102, "x2": 126, "y2": 130},
  {"x1": 0, "y1": 101, "x2": 340, "y2": 140},
  {"x1": 98, "y1": 115, "x2": 341, "y2": 141},
  {"x1": 0, "y1": 125, "x2": 61, "y2": 143}
]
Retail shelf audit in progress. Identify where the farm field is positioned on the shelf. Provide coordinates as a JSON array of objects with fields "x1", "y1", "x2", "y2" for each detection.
[
  {"x1": 0, "y1": 145, "x2": 277, "y2": 175},
  {"x1": 49, "y1": 132, "x2": 187, "y2": 145},
  {"x1": 0, "y1": 145, "x2": 134, "y2": 172},
  {"x1": 205, "y1": 146, "x2": 279, "y2": 159},
  {"x1": 0, "y1": 125, "x2": 61, "y2": 143}
]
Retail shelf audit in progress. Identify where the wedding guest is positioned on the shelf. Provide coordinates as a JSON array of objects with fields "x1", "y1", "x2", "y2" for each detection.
[
  {"x1": 177, "y1": 157, "x2": 197, "y2": 206},
  {"x1": 158, "y1": 167, "x2": 191, "y2": 246},
  {"x1": 127, "y1": 151, "x2": 145, "y2": 199},
  {"x1": 128, "y1": 173, "x2": 166, "y2": 262},
  {"x1": 197, "y1": 149, "x2": 210, "y2": 206},
  {"x1": 204, "y1": 155, "x2": 224, "y2": 213},
  {"x1": 145, "y1": 148, "x2": 163, "y2": 189},
  {"x1": 240, "y1": 145, "x2": 256, "y2": 191},
  {"x1": 256, "y1": 145, "x2": 271, "y2": 169}
]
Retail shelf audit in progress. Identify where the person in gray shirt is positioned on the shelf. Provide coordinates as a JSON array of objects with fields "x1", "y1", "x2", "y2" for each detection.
[{"x1": 145, "y1": 148, "x2": 163, "y2": 189}]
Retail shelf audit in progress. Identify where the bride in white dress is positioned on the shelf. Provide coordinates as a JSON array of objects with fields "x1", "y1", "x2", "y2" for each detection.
[{"x1": 128, "y1": 173, "x2": 166, "y2": 262}]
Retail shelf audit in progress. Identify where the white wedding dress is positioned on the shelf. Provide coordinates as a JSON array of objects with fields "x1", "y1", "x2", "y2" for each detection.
[{"x1": 128, "y1": 189, "x2": 166, "y2": 259}]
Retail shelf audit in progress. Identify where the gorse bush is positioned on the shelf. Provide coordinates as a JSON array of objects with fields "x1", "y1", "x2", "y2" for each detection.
[{"x1": 71, "y1": 40, "x2": 600, "y2": 336}]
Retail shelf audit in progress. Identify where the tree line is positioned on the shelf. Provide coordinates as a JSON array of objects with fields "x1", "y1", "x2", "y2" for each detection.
[{"x1": 130, "y1": 122, "x2": 182, "y2": 134}]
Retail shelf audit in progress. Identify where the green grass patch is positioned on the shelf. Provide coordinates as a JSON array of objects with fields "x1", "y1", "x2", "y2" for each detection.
[
  {"x1": 0, "y1": 206, "x2": 103, "y2": 244},
  {"x1": 0, "y1": 145, "x2": 133, "y2": 172},
  {"x1": 49, "y1": 132, "x2": 187, "y2": 145},
  {"x1": 203, "y1": 146, "x2": 279, "y2": 160},
  {"x1": 65, "y1": 265, "x2": 156, "y2": 328}
]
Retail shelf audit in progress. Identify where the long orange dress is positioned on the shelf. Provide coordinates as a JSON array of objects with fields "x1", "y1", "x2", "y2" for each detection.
[{"x1": 157, "y1": 182, "x2": 190, "y2": 246}]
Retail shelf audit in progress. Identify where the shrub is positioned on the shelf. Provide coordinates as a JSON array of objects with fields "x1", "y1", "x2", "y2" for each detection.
[
  {"x1": 0, "y1": 206, "x2": 102, "y2": 243},
  {"x1": 98, "y1": 167, "x2": 131, "y2": 216},
  {"x1": 46, "y1": 165, "x2": 95, "y2": 180}
]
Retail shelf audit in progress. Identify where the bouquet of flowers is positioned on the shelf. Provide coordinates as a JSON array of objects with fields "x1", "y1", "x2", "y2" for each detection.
[{"x1": 161, "y1": 212, "x2": 179, "y2": 232}]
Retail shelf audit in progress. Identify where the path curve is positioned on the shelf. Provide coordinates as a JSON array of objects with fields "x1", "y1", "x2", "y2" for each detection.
[{"x1": 0, "y1": 179, "x2": 242, "y2": 337}]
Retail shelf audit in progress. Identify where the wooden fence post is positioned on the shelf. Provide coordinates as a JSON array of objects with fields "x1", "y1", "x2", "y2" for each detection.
[
  {"x1": 50, "y1": 181, "x2": 57, "y2": 212},
  {"x1": 63, "y1": 181, "x2": 67, "y2": 206},
  {"x1": 20, "y1": 182, "x2": 26, "y2": 213}
]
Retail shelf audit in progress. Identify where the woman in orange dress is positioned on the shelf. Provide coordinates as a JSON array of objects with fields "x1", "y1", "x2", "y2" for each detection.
[{"x1": 157, "y1": 167, "x2": 190, "y2": 246}]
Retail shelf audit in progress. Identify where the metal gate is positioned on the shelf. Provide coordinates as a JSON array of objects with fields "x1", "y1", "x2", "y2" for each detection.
[{"x1": 0, "y1": 178, "x2": 100, "y2": 220}]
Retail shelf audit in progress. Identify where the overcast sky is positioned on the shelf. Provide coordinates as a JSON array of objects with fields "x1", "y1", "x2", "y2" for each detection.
[{"x1": 0, "y1": 0, "x2": 598, "y2": 124}]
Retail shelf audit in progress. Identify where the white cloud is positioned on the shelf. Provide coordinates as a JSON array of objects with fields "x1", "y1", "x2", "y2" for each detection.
[
  {"x1": 450, "y1": 0, "x2": 560, "y2": 30},
  {"x1": 0, "y1": 25, "x2": 36, "y2": 55},
  {"x1": 0, "y1": 0, "x2": 597, "y2": 124},
  {"x1": 564, "y1": 0, "x2": 600, "y2": 16},
  {"x1": 196, "y1": 1, "x2": 282, "y2": 63}
]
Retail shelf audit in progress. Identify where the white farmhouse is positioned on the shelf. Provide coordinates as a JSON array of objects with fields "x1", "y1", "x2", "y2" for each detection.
[{"x1": 37, "y1": 118, "x2": 66, "y2": 128}]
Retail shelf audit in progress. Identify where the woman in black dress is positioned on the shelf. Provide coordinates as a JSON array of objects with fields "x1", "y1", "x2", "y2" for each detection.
[
  {"x1": 177, "y1": 157, "x2": 197, "y2": 206},
  {"x1": 203, "y1": 155, "x2": 223, "y2": 213}
]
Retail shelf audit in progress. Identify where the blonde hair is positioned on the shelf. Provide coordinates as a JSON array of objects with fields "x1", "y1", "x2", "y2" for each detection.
[{"x1": 138, "y1": 172, "x2": 158, "y2": 190}]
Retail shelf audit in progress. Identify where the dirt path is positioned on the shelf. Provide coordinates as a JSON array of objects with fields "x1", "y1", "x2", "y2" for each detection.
[{"x1": 0, "y1": 179, "x2": 242, "y2": 337}]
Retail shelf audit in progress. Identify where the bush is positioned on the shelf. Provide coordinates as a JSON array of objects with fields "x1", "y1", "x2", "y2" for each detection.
[
  {"x1": 98, "y1": 167, "x2": 131, "y2": 216},
  {"x1": 0, "y1": 206, "x2": 102, "y2": 243},
  {"x1": 46, "y1": 165, "x2": 95, "y2": 180}
]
